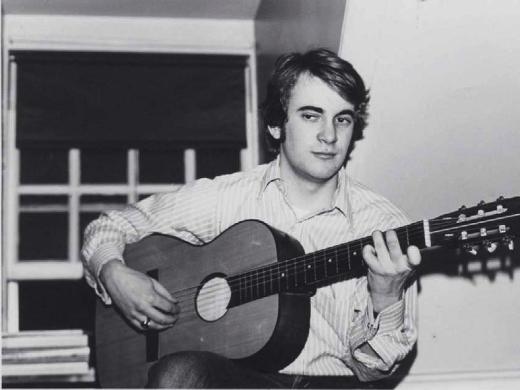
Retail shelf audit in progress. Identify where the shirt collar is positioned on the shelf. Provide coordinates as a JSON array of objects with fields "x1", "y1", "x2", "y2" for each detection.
[
  {"x1": 258, "y1": 156, "x2": 354, "y2": 225},
  {"x1": 259, "y1": 155, "x2": 283, "y2": 194}
]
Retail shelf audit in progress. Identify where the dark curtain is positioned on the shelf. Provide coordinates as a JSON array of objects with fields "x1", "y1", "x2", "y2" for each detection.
[{"x1": 15, "y1": 51, "x2": 247, "y2": 149}]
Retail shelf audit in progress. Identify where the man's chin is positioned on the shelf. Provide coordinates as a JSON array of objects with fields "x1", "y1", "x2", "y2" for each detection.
[{"x1": 307, "y1": 168, "x2": 341, "y2": 183}]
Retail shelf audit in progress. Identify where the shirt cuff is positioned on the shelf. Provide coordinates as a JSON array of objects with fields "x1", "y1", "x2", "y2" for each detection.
[
  {"x1": 89, "y1": 243, "x2": 125, "y2": 304},
  {"x1": 351, "y1": 298, "x2": 405, "y2": 369},
  {"x1": 366, "y1": 299, "x2": 406, "y2": 364}
]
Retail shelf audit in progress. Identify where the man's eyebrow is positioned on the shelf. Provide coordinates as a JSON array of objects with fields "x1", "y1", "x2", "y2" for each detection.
[
  {"x1": 336, "y1": 109, "x2": 356, "y2": 117},
  {"x1": 297, "y1": 105, "x2": 323, "y2": 113},
  {"x1": 297, "y1": 106, "x2": 356, "y2": 117}
]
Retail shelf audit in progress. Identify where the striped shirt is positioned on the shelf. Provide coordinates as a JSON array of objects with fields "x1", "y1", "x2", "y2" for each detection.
[{"x1": 82, "y1": 157, "x2": 418, "y2": 380}]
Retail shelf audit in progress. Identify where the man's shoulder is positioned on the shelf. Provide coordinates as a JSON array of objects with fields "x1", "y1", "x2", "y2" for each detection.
[
  {"x1": 204, "y1": 162, "x2": 270, "y2": 192},
  {"x1": 347, "y1": 176, "x2": 409, "y2": 222}
]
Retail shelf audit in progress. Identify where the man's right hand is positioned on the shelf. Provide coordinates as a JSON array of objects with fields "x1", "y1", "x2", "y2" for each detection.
[{"x1": 100, "y1": 259, "x2": 179, "y2": 331}]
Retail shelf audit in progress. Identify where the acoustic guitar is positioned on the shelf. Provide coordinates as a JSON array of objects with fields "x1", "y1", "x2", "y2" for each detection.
[{"x1": 95, "y1": 196, "x2": 519, "y2": 387}]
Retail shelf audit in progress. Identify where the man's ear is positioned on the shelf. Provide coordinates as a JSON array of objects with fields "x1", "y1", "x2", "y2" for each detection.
[{"x1": 268, "y1": 126, "x2": 282, "y2": 140}]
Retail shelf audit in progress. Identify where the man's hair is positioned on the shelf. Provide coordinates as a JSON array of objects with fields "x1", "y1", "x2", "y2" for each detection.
[{"x1": 260, "y1": 48, "x2": 370, "y2": 158}]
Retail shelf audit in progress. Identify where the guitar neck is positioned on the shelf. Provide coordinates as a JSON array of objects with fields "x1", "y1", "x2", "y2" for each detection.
[{"x1": 229, "y1": 220, "x2": 429, "y2": 307}]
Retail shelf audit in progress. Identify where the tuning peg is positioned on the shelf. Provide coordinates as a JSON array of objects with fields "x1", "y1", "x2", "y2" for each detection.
[
  {"x1": 497, "y1": 195, "x2": 504, "y2": 202},
  {"x1": 484, "y1": 240, "x2": 498, "y2": 253},
  {"x1": 478, "y1": 200, "x2": 485, "y2": 206},
  {"x1": 463, "y1": 244, "x2": 478, "y2": 256},
  {"x1": 502, "y1": 237, "x2": 514, "y2": 251},
  {"x1": 459, "y1": 262, "x2": 475, "y2": 281}
]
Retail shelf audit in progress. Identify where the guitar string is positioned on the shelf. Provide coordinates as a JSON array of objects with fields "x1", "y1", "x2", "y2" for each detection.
[
  {"x1": 160, "y1": 216, "x2": 506, "y2": 313},
  {"x1": 167, "y1": 227, "x2": 427, "y2": 302},
  {"x1": 167, "y1": 228, "x2": 430, "y2": 315},
  {"x1": 182, "y1": 212, "x2": 511, "y2": 301},
  {"x1": 166, "y1": 216, "x2": 496, "y2": 305},
  {"x1": 165, "y1": 219, "x2": 461, "y2": 301},
  {"x1": 166, "y1": 218, "x2": 510, "y2": 320}
]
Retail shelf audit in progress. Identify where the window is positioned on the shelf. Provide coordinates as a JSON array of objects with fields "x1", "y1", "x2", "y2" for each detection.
[{"x1": 3, "y1": 51, "x2": 253, "y2": 335}]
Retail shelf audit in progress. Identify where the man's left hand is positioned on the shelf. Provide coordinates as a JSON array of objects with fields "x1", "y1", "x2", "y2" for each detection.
[{"x1": 362, "y1": 230, "x2": 421, "y2": 313}]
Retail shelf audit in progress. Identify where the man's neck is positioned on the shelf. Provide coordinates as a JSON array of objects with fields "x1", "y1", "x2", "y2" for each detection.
[{"x1": 279, "y1": 166, "x2": 339, "y2": 212}]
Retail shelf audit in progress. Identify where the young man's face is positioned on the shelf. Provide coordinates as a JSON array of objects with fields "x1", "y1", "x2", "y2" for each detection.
[{"x1": 269, "y1": 73, "x2": 355, "y2": 185}]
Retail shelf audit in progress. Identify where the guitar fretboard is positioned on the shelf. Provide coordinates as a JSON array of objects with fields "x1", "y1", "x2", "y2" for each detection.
[{"x1": 228, "y1": 221, "x2": 427, "y2": 307}]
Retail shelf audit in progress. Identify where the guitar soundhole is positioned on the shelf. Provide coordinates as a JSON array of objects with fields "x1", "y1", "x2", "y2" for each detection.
[{"x1": 196, "y1": 276, "x2": 231, "y2": 322}]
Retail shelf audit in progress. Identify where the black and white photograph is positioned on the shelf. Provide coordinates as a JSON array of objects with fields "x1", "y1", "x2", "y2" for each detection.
[{"x1": 1, "y1": 0, "x2": 519, "y2": 389}]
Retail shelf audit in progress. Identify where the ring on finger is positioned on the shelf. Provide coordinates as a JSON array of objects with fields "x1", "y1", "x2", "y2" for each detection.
[{"x1": 141, "y1": 316, "x2": 151, "y2": 329}]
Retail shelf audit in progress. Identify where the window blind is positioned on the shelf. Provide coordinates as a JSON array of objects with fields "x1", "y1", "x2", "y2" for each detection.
[{"x1": 15, "y1": 51, "x2": 247, "y2": 149}]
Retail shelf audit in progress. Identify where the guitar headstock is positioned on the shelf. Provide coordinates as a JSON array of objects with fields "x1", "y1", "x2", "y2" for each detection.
[{"x1": 429, "y1": 196, "x2": 520, "y2": 255}]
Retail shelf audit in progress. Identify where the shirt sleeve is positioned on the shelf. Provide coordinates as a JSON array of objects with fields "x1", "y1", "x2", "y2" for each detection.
[
  {"x1": 346, "y1": 278, "x2": 418, "y2": 381},
  {"x1": 81, "y1": 178, "x2": 220, "y2": 303},
  {"x1": 344, "y1": 206, "x2": 418, "y2": 381}
]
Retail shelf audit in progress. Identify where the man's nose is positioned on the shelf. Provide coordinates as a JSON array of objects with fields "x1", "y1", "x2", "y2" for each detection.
[{"x1": 318, "y1": 122, "x2": 337, "y2": 143}]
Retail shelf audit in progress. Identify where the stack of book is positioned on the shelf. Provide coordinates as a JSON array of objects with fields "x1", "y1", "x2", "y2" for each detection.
[{"x1": 1, "y1": 329, "x2": 95, "y2": 383}]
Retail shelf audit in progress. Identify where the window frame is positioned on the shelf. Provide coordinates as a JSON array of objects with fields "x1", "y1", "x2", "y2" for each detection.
[{"x1": 2, "y1": 46, "x2": 259, "y2": 333}]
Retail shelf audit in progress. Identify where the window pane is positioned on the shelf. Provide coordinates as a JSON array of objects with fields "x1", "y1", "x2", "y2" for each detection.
[
  {"x1": 18, "y1": 280, "x2": 95, "y2": 331},
  {"x1": 81, "y1": 149, "x2": 126, "y2": 183},
  {"x1": 139, "y1": 149, "x2": 184, "y2": 183},
  {"x1": 19, "y1": 211, "x2": 68, "y2": 260},
  {"x1": 20, "y1": 148, "x2": 68, "y2": 184},
  {"x1": 196, "y1": 148, "x2": 240, "y2": 179}
]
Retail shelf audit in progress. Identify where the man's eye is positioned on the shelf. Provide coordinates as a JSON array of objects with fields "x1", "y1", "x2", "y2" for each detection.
[
  {"x1": 302, "y1": 113, "x2": 319, "y2": 121},
  {"x1": 336, "y1": 116, "x2": 353, "y2": 126}
]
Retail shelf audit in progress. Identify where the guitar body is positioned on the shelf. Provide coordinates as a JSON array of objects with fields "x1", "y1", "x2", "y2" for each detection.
[{"x1": 95, "y1": 220, "x2": 310, "y2": 388}]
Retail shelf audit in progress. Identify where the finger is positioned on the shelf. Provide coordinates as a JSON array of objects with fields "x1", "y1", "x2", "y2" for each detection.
[
  {"x1": 406, "y1": 245, "x2": 421, "y2": 267},
  {"x1": 372, "y1": 230, "x2": 392, "y2": 265},
  {"x1": 130, "y1": 317, "x2": 146, "y2": 331},
  {"x1": 130, "y1": 314, "x2": 154, "y2": 332},
  {"x1": 152, "y1": 279, "x2": 178, "y2": 304},
  {"x1": 362, "y1": 244, "x2": 382, "y2": 273},
  {"x1": 146, "y1": 306, "x2": 179, "y2": 327},
  {"x1": 385, "y1": 230, "x2": 404, "y2": 260},
  {"x1": 145, "y1": 318, "x2": 174, "y2": 331},
  {"x1": 151, "y1": 282, "x2": 179, "y2": 314}
]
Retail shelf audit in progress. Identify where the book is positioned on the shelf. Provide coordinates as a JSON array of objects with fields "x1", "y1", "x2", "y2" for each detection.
[
  {"x1": 2, "y1": 346, "x2": 90, "y2": 364},
  {"x1": 2, "y1": 361, "x2": 91, "y2": 377},
  {"x1": 2, "y1": 330, "x2": 88, "y2": 349}
]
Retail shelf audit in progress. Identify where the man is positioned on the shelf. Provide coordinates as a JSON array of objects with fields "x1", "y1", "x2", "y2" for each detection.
[{"x1": 82, "y1": 48, "x2": 420, "y2": 388}]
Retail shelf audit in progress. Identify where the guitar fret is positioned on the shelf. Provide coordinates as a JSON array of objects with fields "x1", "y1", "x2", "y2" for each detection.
[
  {"x1": 285, "y1": 262, "x2": 289, "y2": 291},
  {"x1": 258, "y1": 271, "x2": 262, "y2": 298},
  {"x1": 277, "y1": 264, "x2": 281, "y2": 293},
  {"x1": 239, "y1": 276, "x2": 243, "y2": 304},
  {"x1": 265, "y1": 268, "x2": 269, "y2": 296},
  {"x1": 250, "y1": 272, "x2": 254, "y2": 300},
  {"x1": 269, "y1": 266, "x2": 273, "y2": 295},
  {"x1": 323, "y1": 250, "x2": 329, "y2": 278},
  {"x1": 303, "y1": 257, "x2": 307, "y2": 285},
  {"x1": 313, "y1": 253, "x2": 318, "y2": 282},
  {"x1": 293, "y1": 260, "x2": 298, "y2": 288},
  {"x1": 305, "y1": 255, "x2": 313, "y2": 284},
  {"x1": 334, "y1": 247, "x2": 342, "y2": 275}
]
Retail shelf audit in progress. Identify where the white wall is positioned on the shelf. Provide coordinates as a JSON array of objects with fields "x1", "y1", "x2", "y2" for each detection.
[{"x1": 340, "y1": 0, "x2": 520, "y2": 386}]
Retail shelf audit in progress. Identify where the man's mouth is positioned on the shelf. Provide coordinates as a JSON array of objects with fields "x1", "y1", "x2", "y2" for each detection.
[{"x1": 312, "y1": 151, "x2": 336, "y2": 160}]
